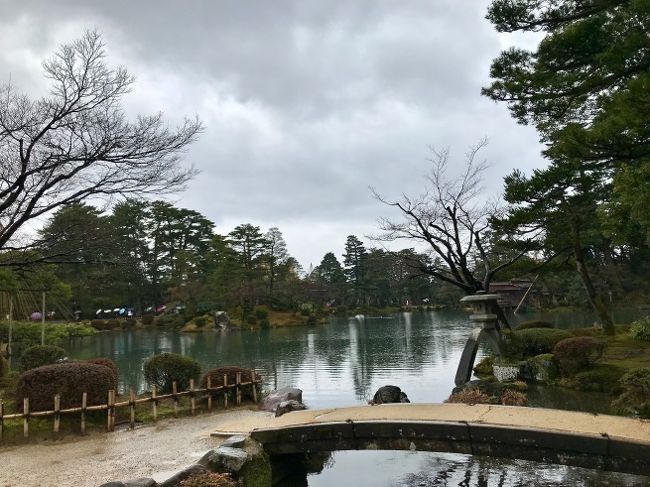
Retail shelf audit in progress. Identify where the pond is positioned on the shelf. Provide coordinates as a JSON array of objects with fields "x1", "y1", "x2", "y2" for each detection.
[{"x1": 66, "y1": 310, "x2": 649, "y2": 486}]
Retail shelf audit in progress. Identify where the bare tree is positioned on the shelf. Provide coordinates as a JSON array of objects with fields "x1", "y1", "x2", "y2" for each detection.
[
  {"x1": 0, "y1": 31, "x2": 202, "y2": 254},
  {"x1": 372, "y1": 140, "x2": 527, "y2": 294}
]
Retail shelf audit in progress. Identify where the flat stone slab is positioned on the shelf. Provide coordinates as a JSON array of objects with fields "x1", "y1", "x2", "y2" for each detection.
[{"x1": 212, "y1": 403, "x2": 650, "y2": 445}]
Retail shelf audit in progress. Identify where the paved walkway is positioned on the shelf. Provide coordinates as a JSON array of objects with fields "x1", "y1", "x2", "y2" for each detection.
[{"x1": 213, "y1": 403, "x2": 650, "y2": 444}]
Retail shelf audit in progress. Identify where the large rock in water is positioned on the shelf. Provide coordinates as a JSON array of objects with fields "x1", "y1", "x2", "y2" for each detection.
[
  {"x1": 371, "y1": 385, "x2": 410, "y2": 405},
  {"x1": 261, "y1": 387, "x2": 303, "y2": 413}
]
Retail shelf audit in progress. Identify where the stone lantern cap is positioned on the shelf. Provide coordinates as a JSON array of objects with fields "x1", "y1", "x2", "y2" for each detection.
[{"x1": 459, "y1": 294, "x2": 501, "y2": 303}]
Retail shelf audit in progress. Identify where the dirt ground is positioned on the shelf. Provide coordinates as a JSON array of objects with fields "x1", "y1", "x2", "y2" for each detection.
[{"x1": 0, "y1": 408, "x2": 271, "y2": 487}]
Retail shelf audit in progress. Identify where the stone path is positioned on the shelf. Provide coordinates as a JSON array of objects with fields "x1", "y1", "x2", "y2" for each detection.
[{"x1": 0, "y1": 408, "x2": 272, "y2": 487}]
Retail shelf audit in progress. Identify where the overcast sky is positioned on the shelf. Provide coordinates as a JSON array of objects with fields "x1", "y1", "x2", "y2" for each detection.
[{"x1": 0, "y1": 1, "x2": 546, "y2": 269}]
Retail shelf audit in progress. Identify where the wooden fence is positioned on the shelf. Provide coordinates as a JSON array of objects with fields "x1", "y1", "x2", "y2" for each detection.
[{"x1": 0, "y1": 370, "x2": 260, "y2": 440}]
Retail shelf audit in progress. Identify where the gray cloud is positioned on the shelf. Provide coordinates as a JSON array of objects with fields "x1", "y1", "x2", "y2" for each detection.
[{"x1": 0, "y1": 0, "x2": 546, "y2": 267}]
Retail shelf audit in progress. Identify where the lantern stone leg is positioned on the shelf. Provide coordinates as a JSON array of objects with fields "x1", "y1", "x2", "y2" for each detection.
[{"x1": 454, "y1": 293, "x2": 504, "y2": 387}]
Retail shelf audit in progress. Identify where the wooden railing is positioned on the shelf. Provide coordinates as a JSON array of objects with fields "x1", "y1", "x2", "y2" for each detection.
[{"x1": 0, "y1": 370, "x2": 261, "y2": 440}]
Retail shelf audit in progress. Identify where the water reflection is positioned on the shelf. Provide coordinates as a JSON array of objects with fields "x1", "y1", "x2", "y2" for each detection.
[{"x1": 294, "y1": 451, "x2": 648, "y2": 487}]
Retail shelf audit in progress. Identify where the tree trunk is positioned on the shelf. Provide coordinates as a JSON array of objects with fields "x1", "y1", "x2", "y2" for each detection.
[{"x1": 571, "y1": 224, "x2": 615, "y2": 335}]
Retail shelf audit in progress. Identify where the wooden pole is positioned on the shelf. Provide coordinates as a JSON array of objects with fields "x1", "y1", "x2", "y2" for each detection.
[
  {"x1": 41, "y1": 291, "x2": 46, "y2": 346},
  {"x1": 129, "y1": 387, "x2": 135, "y2": 429},
  {"x1": 172, "y1": 382, "x2": 178, "y2": 418},
  {"x1": 152, "y1": 386, "x2": 157, "y2": 422},
  {"x1": 81, "y1": 393, "x2": 87, "y2": 434},
  {"x1": 0, "y1": 400, "x2": 4, "y2": 441},
  {"x1": 206, "y1": 376, "x2": 212, "y2": 412},
  {"x1": 189, "y1": 379, "x2": 196, "y2": 415},
  {"x1": 53, "y1": 394, "x2": 61, "y2": 434},
  {"x1": 251, "y1": 369, "x2": 258, "y2": 403},
  {"x1": 223, "y1": 375, "x2": 228, "y2": 409},
  {"x1": 23, "y1": 398, "x2": 29, "y2": 438},
  {"x1": 236, "y1": 372, "x2": 241, "y2": 406}
]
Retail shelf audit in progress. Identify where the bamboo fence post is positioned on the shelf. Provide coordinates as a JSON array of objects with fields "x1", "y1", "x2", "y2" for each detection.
[
  {"x1": 223, "y1": 375, "x2": 228, "y2": 409},
  {"x1": 0, "y1": 400, "x2": 4, "y2": 441},
  {"x1": 189, "y1": 379, "x2": 196, "y2": 415},
  {"x1": 23, "y1": 398, "x2": 29, "y2": 438},
  {"x1": 172, "y1": 382, "x2": 178, "y2": 417},
  {"x1": 53, "y1": 394, "x2": 61, "y2": 434},
  {"x1": 251, "y1": 369, "x2": 258, "y2": 403},
  {"x1": 81, "y1": 393, "x2": 87, "y2": 434},
  {"x1": 206, "y1": 376, "x2": 212, "y2": 412},
  {"x1": 107, "y1": 390, "x2": 116, "y2": 432},
  {"x1": 152, "y1": 386, "x2": 157, "y2": 422},
  {"x1": 236, "y1": 372, "x2": 242, "y2": 406},
  {"x1": 129, "y1": 387, "x2": 135, "y2": 429}
]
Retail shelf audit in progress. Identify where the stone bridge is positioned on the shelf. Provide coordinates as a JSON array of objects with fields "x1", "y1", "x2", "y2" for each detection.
[{"x1": 213, "y1": 403, "x2": 650, "y2": 476}]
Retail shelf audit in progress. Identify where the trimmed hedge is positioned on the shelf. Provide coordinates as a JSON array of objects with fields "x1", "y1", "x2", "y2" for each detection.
[
  {"x1": 85, "y1": 358, "x2": 118, "y2": 389},
  {"x1": 201, "y1": 366, "x2": 261, "y2": 401},
  {"x1": 16, "y1": 362, "x2": 115, "y2": 411},
  {"x1": 514, "y1": 320, "x2": 554, "y2": 331},
  {"x1": 503, "y1": 328, "x2": 572, "y2": 358},
  {"x1": 143, "y1": 353, "x2": 201, "y2": 393},
  {"x1": 18, "y1": 345, "x2": 66, "y2": 372},
  {"x1": 553, "y1": 336, "x2": 605, "y2": 376},
  {"x1": 630, "y1": 316, "x2": 650, "y2": 342}
]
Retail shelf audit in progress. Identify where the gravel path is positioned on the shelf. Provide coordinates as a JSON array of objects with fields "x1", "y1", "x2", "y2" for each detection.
[{"x1": 0, "y1": 408, "x2": 271, "y2": 487}]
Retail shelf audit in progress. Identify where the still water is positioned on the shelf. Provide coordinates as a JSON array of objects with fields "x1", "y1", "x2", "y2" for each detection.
[{"x1": 67, "y1": 311, "x2": 649, "y2": 486}]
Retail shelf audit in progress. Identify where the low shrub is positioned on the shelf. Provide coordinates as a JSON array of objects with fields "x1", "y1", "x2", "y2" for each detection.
[
  {"x1": 500, "y1": 389, "x2": 528, "y2": 406},
  {"x1": 503, "y1": 328, "x2": 572, "y2": 358},
  {"x1": 18, "y1": 345, "x2": 66, "y2": 372},
  {"x1": 201, "y1": 366, "x2": 262, "y2": 401},
  {"x1": 178, "y1": 472, "x2": 239, "y2": 487},
  {"x1": 90, "y1": 319, "x2": 106, "y2": 330},
  {"x1": 630, "y1": 316, "x2": 650, "y2": 342},
  {"x1": 105, "y1": 319, "x2": 121, "y2": 329},
  {"x1": 514, "y1": 320, "x2": 554, "y2": 331},
  {"x1": 16, "y1": 362, "x2": 115, "y2": 411},
  {"x1": 143, "y1": 353, "x2": 201, "y2": 393},
  {"x1": 306, "y1": 315, "x2": 317, "y2": 326},
  {"x1": 245, "y1": 315, "x2": 258, "y2": 326},
  {"x1": 446, "y1": 389, "x2": 491, "y2": 405},
  {"x1": 85, "y1": 358, "x2": 118, "y2": 389},
  {"x1": 194, "y1": 316, "x2": 207, "y2": 327},
  {"x1": 122, "y1": 318, "x2": 137, "y2": 328},
  {"x1": 141, "y1": 315, "x2": 155, "y2": 326},
  {"x1": 156, "y1": 314, "x2": 186, "y2": 328},
  {"x1": 254, "y1": 307, "x2": 269, "y2": 321},
  {"x1": 473, "y1": 356, "x2": 495, "y2": 376},
  {"x1": 571, "y1": 365, "x2": 625, "y2": 393},
  {"x1": 553, "y1": 337, "x2": 605, "y2": 376},
  {"x1": 611, "y1": 368, "x2": 650, "y2": 418}
]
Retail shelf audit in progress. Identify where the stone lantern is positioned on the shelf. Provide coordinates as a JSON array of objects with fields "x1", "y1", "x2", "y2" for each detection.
[{"x1": 454, "y1": 293, "x2": 506, "y2": 386}]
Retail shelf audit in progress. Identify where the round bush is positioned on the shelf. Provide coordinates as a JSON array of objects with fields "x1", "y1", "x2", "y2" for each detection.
[
  {"x1": 85, "y1": 358, "x2": 118, "y2": 389},
  {"x1": 630, "y1": 316, "x2": 650, "y2": 342},
  {"x1": 201, "y1": 366, "x2": 261, "y2": 401},
  {"x1": 194, "y1": 316, "x2": 207, "y2": 327},
  {"x1": 18, "y1": 345, "x2": 66, "y2": 372},
  {"x1": 514, "y1": 320, "x2": 554, "y2": 331},
  {"x1": 143, "y1": 353, "x2": 201, "y2": 393},
  {"x1": 503, "y1": 328, "x2": 572, "y2": 358},
  {"x1": 141, "y1": 315, "x2": 155, "y2": 326},
  {"x1": 553, "y1": 336, "x2": 605, "y2": 376},
  {"x1": 500, "y1": 389, "x2": 528, "y2": 406},
  {"x1": 446, "y1": 389, "x2": 491, "y2": 405},
  {"x1": 90, "y1": 319, "x2": 106, "y2": 330},
  {"x1": 16, "y1": 362, "x2": 115, "y2": 411}
]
